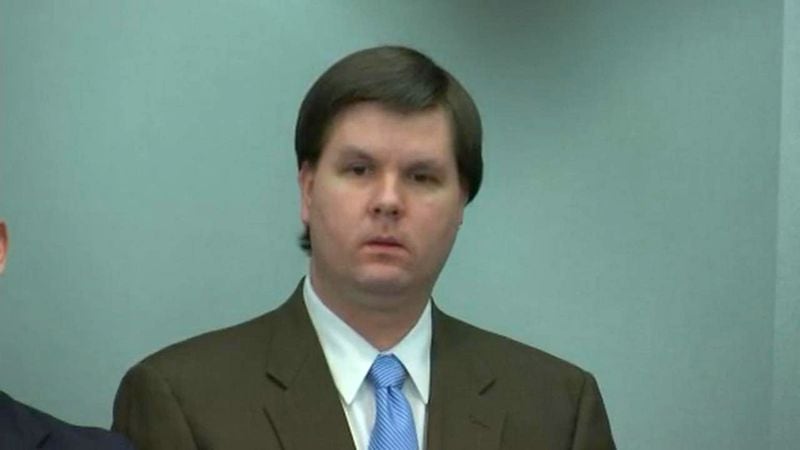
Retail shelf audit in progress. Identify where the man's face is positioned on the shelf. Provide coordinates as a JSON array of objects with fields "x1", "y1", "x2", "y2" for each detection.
[{"x1": 300, "y1": 102, "x2": 466, "y2": 304}]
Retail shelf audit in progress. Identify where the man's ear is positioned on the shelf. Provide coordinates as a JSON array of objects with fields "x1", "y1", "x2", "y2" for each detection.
[
  {"x1": 298, "y1": 162, "x2": 315, "y2": 225},
  {"x1": 457, "y1": 182, "x2": 469, "y2": 226},
  {"x1": 0, "y1": 221, "x2": 7, "y2": 274}
]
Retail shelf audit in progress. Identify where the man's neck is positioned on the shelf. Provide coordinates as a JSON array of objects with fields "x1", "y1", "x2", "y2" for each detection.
[{"x1": 308, "y1": 273, "x2": 430, "y2": 351}]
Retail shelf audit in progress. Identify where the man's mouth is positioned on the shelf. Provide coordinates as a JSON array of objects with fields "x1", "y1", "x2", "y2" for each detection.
[{"x1": 364, "y1": 236, "x2": 405, "y2": 249}]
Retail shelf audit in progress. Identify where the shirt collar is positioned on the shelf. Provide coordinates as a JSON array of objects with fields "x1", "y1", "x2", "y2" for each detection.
[{"x1": 303, "y1": 276, "x2": 432, "y2": 405}]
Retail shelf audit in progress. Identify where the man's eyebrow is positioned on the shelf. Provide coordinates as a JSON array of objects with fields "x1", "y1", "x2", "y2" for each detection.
[
  {"x1": 334, "y1": 146, "x2": 448, "y2": 171},
  {"x1": 336, "y1": 147, "x2": 374, "y2": 160},
  {"x1": 406, "y1": 158, "x2": 447, "y2": 172}
]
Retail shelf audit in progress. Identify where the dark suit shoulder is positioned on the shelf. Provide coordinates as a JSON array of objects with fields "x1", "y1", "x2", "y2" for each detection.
[
  {"x1": 144, "y1": 310, "x2": 276, "y2": 367},
  {"x1": 0, "y1": 391, "x2": 133, "y2": 449},
  {"x1": 112, "y1": 286, "x2": 314, "y2": 448},
  {"x1": 117, "y1": 294, "x2": 306, "y2": 414},
  {"x1": 431, "y1": 310, "x2": 616, "y2": 449},
  {"x1": 434, "y1": 309, "x2": 591, "y2": 390}
]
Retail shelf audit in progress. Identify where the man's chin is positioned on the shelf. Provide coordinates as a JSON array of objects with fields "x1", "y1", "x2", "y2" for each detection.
[{"x1": 352, "y1": 268, "x2": 415, "y2": 295}]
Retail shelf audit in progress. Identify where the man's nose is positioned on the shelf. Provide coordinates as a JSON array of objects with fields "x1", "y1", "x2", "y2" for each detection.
[{"x1": 370, "y1": 174, "x2": 404, "y2": 218}]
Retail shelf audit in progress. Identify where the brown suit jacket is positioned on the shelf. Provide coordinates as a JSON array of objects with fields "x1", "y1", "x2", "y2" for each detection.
[{"x1": 112, "y1": 281, "x2": 615, "y2": 449}]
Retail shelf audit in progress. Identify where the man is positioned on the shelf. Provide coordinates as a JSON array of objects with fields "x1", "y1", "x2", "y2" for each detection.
[
  {"x1": 113, "y1": 46, "x2": 616, "y2": 449},
  {"x1": 0, "y1": 220, "x2": 134, "y2": 449}
]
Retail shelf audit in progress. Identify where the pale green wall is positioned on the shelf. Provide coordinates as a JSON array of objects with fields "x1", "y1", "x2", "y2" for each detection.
[
  {"x1": 772, "y1": 0, "x2": 800, "y2": 449},
  {"x1": 0, "y1": 1, "x2": 791, "y2": 448}
]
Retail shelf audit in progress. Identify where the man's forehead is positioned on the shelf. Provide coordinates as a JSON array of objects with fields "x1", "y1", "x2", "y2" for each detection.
[{"x1": 321, "y1": 103, "x2": 455, "y2": 156}]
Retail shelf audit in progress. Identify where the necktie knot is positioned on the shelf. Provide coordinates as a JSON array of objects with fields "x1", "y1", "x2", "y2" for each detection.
[{"x1": 368, "y1": 354, "x2": 407, "y2": 389}]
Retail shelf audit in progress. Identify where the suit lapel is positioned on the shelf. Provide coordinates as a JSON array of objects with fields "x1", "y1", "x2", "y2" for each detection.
[
  {"x1": 260, "y1": 282, "x2": 356, "y2": 450},
  {"x1": 426, "y1": 307, "x2": 505, "y2": 450}
]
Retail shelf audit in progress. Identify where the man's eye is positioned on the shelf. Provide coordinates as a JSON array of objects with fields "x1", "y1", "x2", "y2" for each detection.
[
  {"x1": 411, "y1": 173, "x2": 436, "y2": 184},
  {"x1": 348, "y1": 165, "x2": 369, "y2": 176}
]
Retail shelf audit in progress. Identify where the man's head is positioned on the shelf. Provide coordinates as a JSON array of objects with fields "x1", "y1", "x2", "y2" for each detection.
[
  {"x1": 295, "y1": 46, "x2": 483, "y2": 253},
  {"x1": 0, "y1": 221, "x2": 7, "y2": 274},
  {"x1": 295, "y1": 46, "x2": 483, "y2": 305}
]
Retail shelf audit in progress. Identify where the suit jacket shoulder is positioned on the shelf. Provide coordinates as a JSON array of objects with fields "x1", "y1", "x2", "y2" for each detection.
[
  {"x1": 427, "y1": 308, "x2": 616, "y2": 450},
  {"x1": 128, "y1": 306, "x2": 282, "y2": 390},
  {"x1": 435, "y1": 307, "x2": 589, "y2": 385},
  {"x1": 0, "y1": 391, "x2": 133, "y2": 450},
  {"x1": 113, "y1": 304, "x2": 291, "y2": 449},
  {"x1": 113, "y1": 283, "x2": 354, "y2": 450}
]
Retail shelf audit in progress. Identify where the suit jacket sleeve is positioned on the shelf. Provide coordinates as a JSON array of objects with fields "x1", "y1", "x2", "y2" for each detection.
[
  {"x1": 571, "y1": 371, "x2": 615, "y2": 450},
  {"x1": 112, "y1": 362, "x2": 198, "y2": 450}
]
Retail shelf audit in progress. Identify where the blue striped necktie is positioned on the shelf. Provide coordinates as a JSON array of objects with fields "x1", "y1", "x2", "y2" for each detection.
[{"x1": 367, "y1": 354, "x2": 419, "y2": 450}]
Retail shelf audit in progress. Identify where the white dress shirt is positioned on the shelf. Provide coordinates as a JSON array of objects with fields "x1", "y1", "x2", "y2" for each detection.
[{"x1": 303, "y1": 276, "x2": 431, "y2": 450}]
